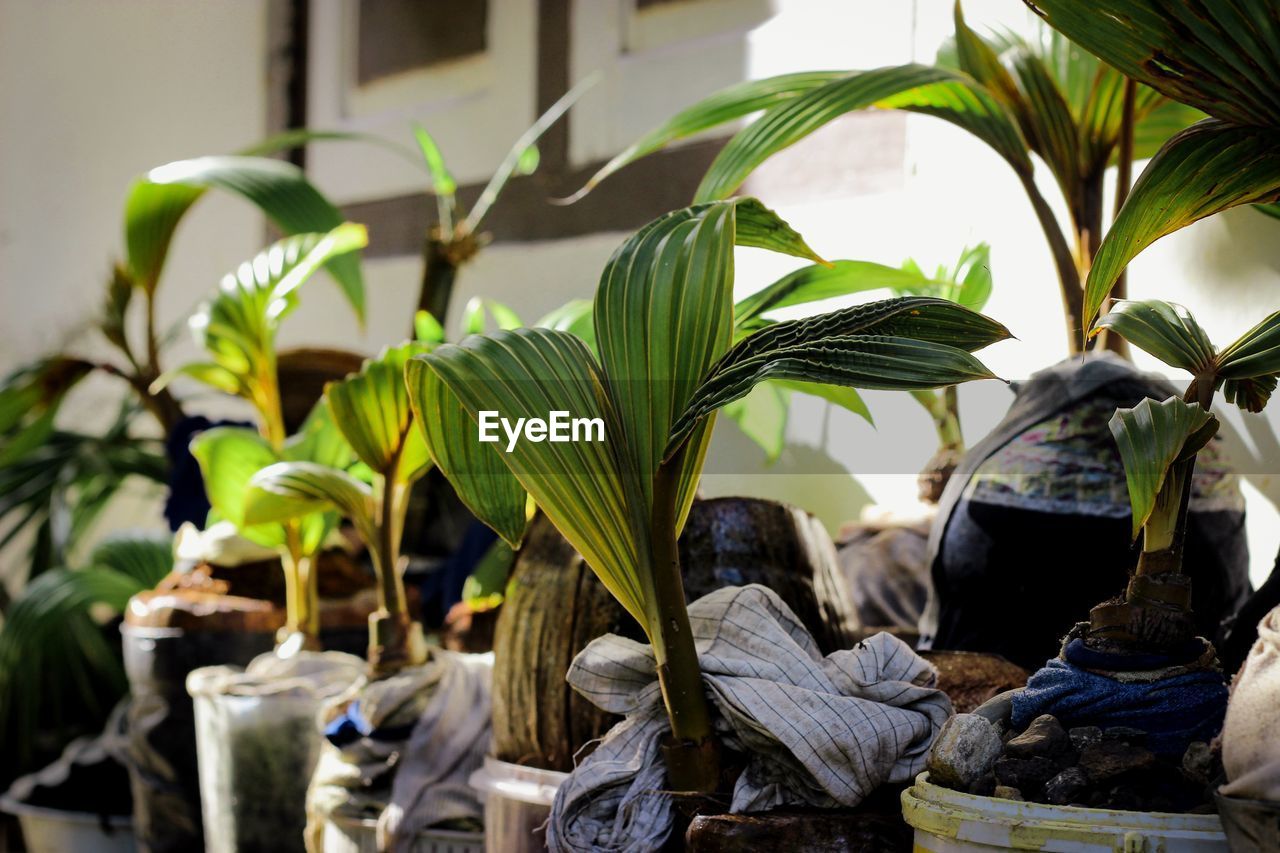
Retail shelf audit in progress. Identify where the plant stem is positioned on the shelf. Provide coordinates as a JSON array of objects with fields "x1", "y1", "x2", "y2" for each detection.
[
  {"x1": 416, "y1": 234, "x2": 460, "y2": 330},
  {"x1": 1105, "y1": 78, "x2": 1137, "y2": 360},
  {"x1": 649, "y1": 444, "x2": 718, "y2": 793},
  {"x1": 368, "y1": 474, "x2": 415, "y2": 674}
]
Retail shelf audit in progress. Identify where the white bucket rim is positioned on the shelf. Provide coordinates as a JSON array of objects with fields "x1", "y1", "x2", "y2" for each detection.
[
  {"x1": 469, "y1": 756, "x2": 568, "y2": 806},
  {"x1": 903, "y1": 772, "x2": 1227, "y2": 848}
]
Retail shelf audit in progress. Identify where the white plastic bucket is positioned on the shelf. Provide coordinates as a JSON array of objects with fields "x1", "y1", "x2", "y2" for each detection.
[
  {"x1": 321, "y1": 813, "x2": 483, "y2": 853},
  {"x1": 902, "y1": 773, "x2": 1228, "y2": 852},
  {"x1": 186, "y1": 653, "x2": 363, "y2": 853},
  {"x1": 0, "y1": 797, "x2": 135, "y2": 853},
  {"x1": 469, "y1": 757, "x2": 567, "y2": 853}
]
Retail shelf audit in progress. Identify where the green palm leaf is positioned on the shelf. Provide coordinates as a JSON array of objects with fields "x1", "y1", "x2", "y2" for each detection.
[
  {"x1": 325, "y1": 342, "x2": 431, "y2": 483},
  {"x1": 1215, "y1": 309, "x2": 1280, "y2": 380},
  {"x1": 1091, "y1": 300, "x2": 1217, "y2": 373},
  {"x1": 125, "y1": 155, "x2": 366, "y2": 317},
  {"x1": 174, "y1": 224, "x2": 367, "y2": 412},
  {"x1": 405, "y1": 358, "x2": 529, "y2": 547},
  {"x1": 412, "y1": 328, "x2": 646, "y2": 623},
  {"x1": 245, "y1": 461, "x2": 375, "y2": 547},
  {"x1": 697, "y1": 64, "x2": 1031, "y2": 201},
  {"x1": 1082, "y1": 120, "x2": 1280, "y2": 330},
  {"x1": 669, "y1": 335, "x2": 1000, "y2": 453},
  {"x1": 1023, "y1": 0, "x2": 1280, "y2": 127},
  {"x1": 1109, "y1": 396, "x2": 1219, "y2": 540},
  {"x1": 567, "y1": 71, "x2": 847, "y2": 202}
]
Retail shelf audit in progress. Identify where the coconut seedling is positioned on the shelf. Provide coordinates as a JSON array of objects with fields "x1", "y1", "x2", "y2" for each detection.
[
  {"x1": 564, "y1": 2, "x2": 1203, "y2": 353},
  {"x1": 405, "y1": 198, "x2": 1011, "y2": 792},
  {"x1": 241, "y1": 342, "x2": 434, "y2": 674},
  {"x1": 1088, "y1": 300, "x2": 1280, "y2": 648},
  {"x1": 0, "y1": 155, "x2": 363, "y2": 575},
  {"x1": 182, "y1": 224, "x2": 368, "y2": 650}
]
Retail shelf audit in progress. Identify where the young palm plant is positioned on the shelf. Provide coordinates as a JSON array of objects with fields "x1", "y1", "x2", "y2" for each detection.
[
  {"x1": 182, "y1": 224, "x2": 368, "y2": 650},
  {"x1": 405, "y1": 199, "x2": 1010, "y2": 791},
  {"x1": 240, "y1": 343, "x2": 434, "y2": 674},
  {"x1": 0, "y1": 155, "x2": 362, "y2": 578},
  {"x1": 564, "y1": 2, "x2": 1201, "y2": 352},
  {"x1": 1088, "y1": 300, "x2": 1280, "y2": 648}
]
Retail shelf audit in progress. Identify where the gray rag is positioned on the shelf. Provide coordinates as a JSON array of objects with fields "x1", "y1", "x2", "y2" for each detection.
[
  {"x1": 546, "y1": 584, "x2": 952, "y2": 852},
  {"x1": 305, "y1": 650, "x2": 493, "y2": 853}
]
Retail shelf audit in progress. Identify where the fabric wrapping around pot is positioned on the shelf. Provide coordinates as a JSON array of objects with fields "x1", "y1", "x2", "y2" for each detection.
[
  {"x1": 545, "y1": 584, "x2": 952, "y2": 853},
  {"x1": 305, "y1": 650, "x2": 492, "y2": 853},
  {"x1": 1010, "y1": 636, "x2": 1227, "y2": 756},
  {"x1": 1222, "y1": 604, "x2": 1280, "y2": 800}
]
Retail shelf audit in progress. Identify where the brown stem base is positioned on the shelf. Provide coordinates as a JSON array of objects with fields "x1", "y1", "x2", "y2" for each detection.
[
  {"x1": 368, "y1": 611, "x2": 427, "y2": 675},
  {"x1": 1087, "y1": 572, "x2": 1194, "y2": 651}
]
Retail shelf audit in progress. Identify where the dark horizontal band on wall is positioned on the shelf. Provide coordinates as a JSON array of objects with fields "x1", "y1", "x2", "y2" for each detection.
[{"x1": 342, "y1": 139, "x2": 724, "y2": 258}]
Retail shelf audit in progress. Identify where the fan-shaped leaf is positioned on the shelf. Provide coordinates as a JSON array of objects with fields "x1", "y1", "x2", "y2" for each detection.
[
  {"x1": 1109, "y1": 396, "x2": 1219, "y2": 540},
  {"x1": 735, "y1": 260, "x2": 948, "y2": 324},
  {"x1": 1091, "y1": 300, "x2": 1217, "y2": 373},
  {"x1": 1215, "y1": 309, "x2": 1280, "y2": 381},
  {"x1": 184, "y1": 224, "x2": 367, "y2": 413},
  {"x1": 245, "y1": 461, "x2": 374, "y2": 544},
  {"x1": 325, "y1": 342, "x2": 431, "y2": 483},
  {"x1": 413, "y1": 328, "x2": 647, "y2": 624},
  {"x1": 406, "y1": 358, "x2": 529, "y2": 547}
]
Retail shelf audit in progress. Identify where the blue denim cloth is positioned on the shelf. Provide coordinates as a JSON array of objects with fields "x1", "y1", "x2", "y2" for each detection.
[{"x1": 1011, "y1": 656, "x2": 1228, "y2": 755}]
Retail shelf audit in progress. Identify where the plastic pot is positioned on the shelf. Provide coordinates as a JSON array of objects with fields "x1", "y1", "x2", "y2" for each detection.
[
  {"x1": 0, "y1": 796, "x2": 135, "y2": 853},
  {"x1": 186, "y1": 653, "x2": 363, "y2": 853},
  {"x1": 121, "y1": 621, "x2": 276, "y2": 853},
  {"x1": 902, "y1": 773, "x2": 1227, "y2": 851},
  {"x1": 321, "y1": 813, "x2": 483, "y2": 853},
  {"x1": 469, "y1": 757, "x2": 566, "y2": 853}
]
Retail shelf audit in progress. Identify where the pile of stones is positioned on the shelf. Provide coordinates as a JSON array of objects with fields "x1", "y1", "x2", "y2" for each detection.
[{"x1": 928, "y1": 712, "x2": 1219, "y2": 813}]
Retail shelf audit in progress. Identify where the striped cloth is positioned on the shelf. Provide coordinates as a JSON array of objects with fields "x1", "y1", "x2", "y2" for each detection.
[{"x1": 546, "y1": 584, "x2": 952, "y2": 852}]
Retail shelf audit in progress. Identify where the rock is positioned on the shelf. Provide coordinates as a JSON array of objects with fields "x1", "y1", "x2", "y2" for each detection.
[
  {"x1": 1102, "y1": 725, "x2": 1147, "y2": 744},
  {"x1": 927, "y1": 713, "x2": 1004, "y2": 791},
  {"x1": 1004, "y1": 714, "x2": 1071, "y2": 761},
  {"x1": 1068, "y1": 725, "x2": 1102, "y2": 753},
  {"x1": 994, "y1": 756, "x2": 1058, "y2": 798},
  {"x1": 1181, "y1": 741, "x2": 1216, "y2": 786},
  {"x1": 993, "y1": 785, "x2": 1023, "y2": 801},
  {"x1": 1043, "y1": 767, "x2": 1089, "y2": 805},
  {"x1": 1078, "y1": 739, "x2": 1156, "y2": 783}
]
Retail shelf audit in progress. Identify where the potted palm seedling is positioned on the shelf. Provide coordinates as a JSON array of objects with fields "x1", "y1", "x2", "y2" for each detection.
[
  {"x1": 243, "y1": 341, "x2": 489, "y2": 852},
  {"x1": 902, "y1": 1, "x2": 1280, "y2": 848},
  {"x1": 176, "y1": 225, "x2": 370, "y2": 853},
  {"x1": 406, "y1": 198, "x2": 1009, "y2": 849}
]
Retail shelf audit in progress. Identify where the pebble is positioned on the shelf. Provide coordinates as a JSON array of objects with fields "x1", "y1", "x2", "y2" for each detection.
[
  {"x1": 1068, "y1": 725, "x2": 1102, "y2": 753},
  {"x1": 993, "y1": 785, "x2": 1023, "y2": 801},
  {"x1": 927, "y1": 713, "x2": 1004, "y2": 791},
  {"x1": 1078, "y1": 739, "x2": 1156, "y2": 783},
  {"x1": 1004, "y1": 714, "x2": 1071, "y2": 761},
  {"x1": 1043, "y1": 767, "x2": 1089, "y2": 805}
]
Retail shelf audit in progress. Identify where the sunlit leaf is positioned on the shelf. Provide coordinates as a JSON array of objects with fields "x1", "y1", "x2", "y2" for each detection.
[
  {"x1": 698, "y1": 64, "x2": 1031, "y2": 201},
  {"x1": 1083, "y1": 120, "x2": 1280, "y2": 330},
  {"x1": 126, "y1": 156, "x2": 366, "y2": 317},
  {"x1": 325, "y1": 342, "x2": 431, "y2": 483}
]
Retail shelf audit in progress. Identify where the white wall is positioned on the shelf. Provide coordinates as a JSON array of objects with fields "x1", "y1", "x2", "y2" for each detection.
[{"x1": 3, "y1": 0, "x2": 1277, "y2": 583}]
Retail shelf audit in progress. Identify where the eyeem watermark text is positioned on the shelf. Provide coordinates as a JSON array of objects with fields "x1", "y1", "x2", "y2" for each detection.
[{"x1": 478, "y1": 411, "x2": 605, "y2": 452}]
